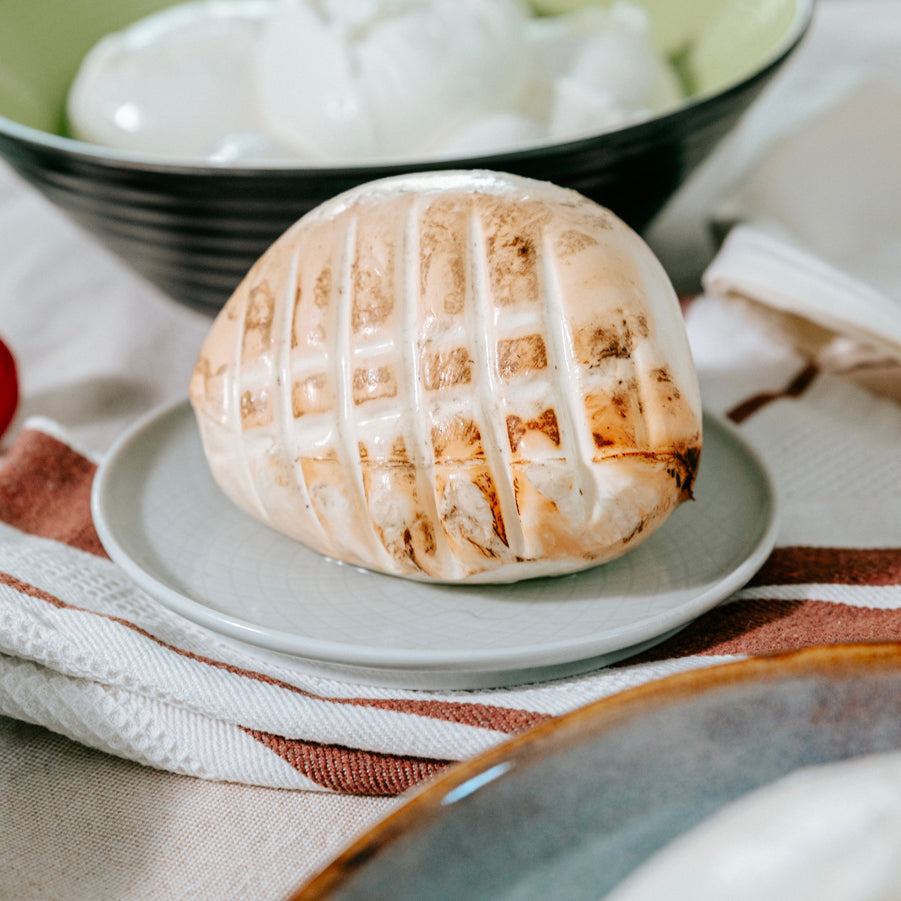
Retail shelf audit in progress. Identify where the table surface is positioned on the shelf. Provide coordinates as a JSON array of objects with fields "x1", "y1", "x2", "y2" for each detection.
[{"x1": 2, "y1": 3, "x2": 897, "y2": 897}]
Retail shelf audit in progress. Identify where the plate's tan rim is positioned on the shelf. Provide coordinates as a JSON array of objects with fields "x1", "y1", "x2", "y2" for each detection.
[{"x1": 292, "y1": 641, "x2": 901, "y2": 900}]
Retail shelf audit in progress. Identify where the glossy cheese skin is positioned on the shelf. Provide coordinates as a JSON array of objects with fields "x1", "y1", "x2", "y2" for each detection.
[{"x1": 190, "y1": 171, "x2": 702, "y2": 583}]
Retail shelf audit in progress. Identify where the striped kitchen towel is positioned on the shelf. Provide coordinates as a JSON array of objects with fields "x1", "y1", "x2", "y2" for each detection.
[{"x1": 0, "y1": 295, "x2": 899, "y2": 796}]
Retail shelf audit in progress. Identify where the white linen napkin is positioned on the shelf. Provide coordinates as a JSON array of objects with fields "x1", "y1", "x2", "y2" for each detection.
[
  {"x1": 695, "y1": 3, "x2": 901, "y2": 401},
  {"x1": 1, "y1": 0, "x2": 900, "y2": 801},
  {"x1": 2, "y1": 299, "x2": 900, "y2": 795},
  {"x1": 703, "y1": 224, "x2": 901, "y2": 400}
]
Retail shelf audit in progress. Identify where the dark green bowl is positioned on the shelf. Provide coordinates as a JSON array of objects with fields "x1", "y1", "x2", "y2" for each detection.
[{"x1": 0, "y1": 0, "x2": 812, "y2": 312}]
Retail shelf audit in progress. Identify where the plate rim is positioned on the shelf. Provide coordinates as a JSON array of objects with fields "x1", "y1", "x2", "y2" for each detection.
[
  {"x1": 91, "y1": 398, "x2": 780, "y2": 671},
  {"x1": 290, "y1": 641, "x2": 901, "y2": 900}
]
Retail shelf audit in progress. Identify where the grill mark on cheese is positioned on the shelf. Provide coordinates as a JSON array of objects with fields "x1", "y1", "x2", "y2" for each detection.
[
  {"x1": 652, "y1": 365, "x2": 681, "y2": 400},
  {"x1": 355, "y1": 195, "x2": 458, "y2": 575},
  {"x1": 506, "y1": 408, "x2": 561, "y2": 455},
  {"x1": 431, "y1": 417, "x2": 484, "y2": 463},
  {"x1": 265, "y1": 239, "x2": 331, "y2": 550},
  {"x1": 239, "y1": 282, "x2": 277, "y2": 431},
  {"x1": 554, "y1": 228, "x2": 601, "y2": 257},
  {"x1": 333, "y1": 215, "x2": 392, "y2": 568},
  {"x1": 586, "y1": 383, "x2": 640, "y2": 455},
  {"x1": 241, "y1": 280, "x2": 276, "y2": 361},
  {"x1": 534, "y1": 228, "x2": 592, "y2": 524},
  {"x1": 359, "y1": 436, "x2": 434, "y2": 574},
  {"x1": 496, "y1": 334, "x2": 548, "y2": 379},
  {"x1": 465, "y1": 202, "x2": 520, "y2": 558},
  {"x1": 573, "y1": 308, "x2": 649, "y2": 368},
  {"x1": 239, "y1": 387, "x2": 272, "y2": 430},
  {"x1": 480, "y1": 195, "x2": 549, "y2": 307},
  {"x1": 291, "y1": 373, "x2": 331, "y2": 417},
  {"x1": 421, "y1": 347, "x2": 472, "y2": 391},
  {"x1": 351, "y1": 219, "x2": 395, "y2": 337},
  {"x1": 230, "y1": 273, "x2": 269, "y2": 520},
  {"x1": 403, "y1": 195, "x2": 456, "y2": 576},
  {"x1": 352, "y1": 364, "x2": 398, "y2": 404},
  {"x1": 284, "y1": 226, "x2": 346, "y2": 550},
  {"x1": 191, "y1": 356, "x2": 228, "y2": 422},
  {"x1": 313, "y1": 263, "x2": 332, "y2": 308},
  {"x1": 419, "y1": 197, "x2": 467, "y2": 316},
  {"x1": 473, "y1": 470, "x2": 509, "y2": 553}
]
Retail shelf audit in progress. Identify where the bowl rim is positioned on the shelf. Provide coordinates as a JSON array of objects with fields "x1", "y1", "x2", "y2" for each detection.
[
  {"x1": 0, "y1": 0, "x2": 814, "y2": 176},
  {"x1": 292, "y1": 639, "x2": 901, "y2": 901}
]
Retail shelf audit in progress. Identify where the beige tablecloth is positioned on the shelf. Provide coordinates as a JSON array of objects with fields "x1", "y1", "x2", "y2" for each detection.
[
  {"x1": 0, "y1": 168, "x2": 403, "y2": 898},
  {"x1": 1, "y1": 2, "x2": 900, "y2": 898}
]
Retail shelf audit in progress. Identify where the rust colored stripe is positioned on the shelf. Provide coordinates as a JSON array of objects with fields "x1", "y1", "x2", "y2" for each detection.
[
  {"x1": 346, "y1": 699, "x2": 548, "y2": 734},
  {"x1": 0, "y1": 427, "x2": 547, "y2": 734},
  {"x1": 750, "y1": 546, "x2": 901, "y2": 587},
  {"x1": 0, "y1": 428, "x2": 106, "y2": 557},
  {"x1": 242, "y1": 730, "x2": 449, "y2": 795},
  {"x1": 0, "y1": 569, "x2": 545, "y2": 734},
  {"x1": 727, "y1": 363, "x2": 819, "y2": 424},
  {"x1": 0, "y1": 570, "x2": 70, "y2": 607},
  {"x1": 621, "y1": 598, "x2": 901, "y2": 665}
]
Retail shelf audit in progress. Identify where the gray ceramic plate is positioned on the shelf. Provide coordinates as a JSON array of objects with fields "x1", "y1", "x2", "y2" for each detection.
[
  {"x1": 293, "y1": 643, "x2": 901, "y2": 900},
  {"x1": 92, "y1": 401, "x2": 777, "y2": 689}
]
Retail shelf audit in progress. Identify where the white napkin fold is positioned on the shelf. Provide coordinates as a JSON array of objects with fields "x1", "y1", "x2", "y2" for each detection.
[
  {"x1": 3, "y1": 299, "x2": 901, "y2": 796},
  {"x1": 694, "y1": 4, "x2": 901, "y2": 402},
  {"x1": 0, "y1": 419, "x2": 719, "y2": 794},
  {"x1": 2, "y1": 0, "x2": 900, "y2": 800},
  {"x1": 703, "y1": 224, "x2": 901, "y2": 401}
]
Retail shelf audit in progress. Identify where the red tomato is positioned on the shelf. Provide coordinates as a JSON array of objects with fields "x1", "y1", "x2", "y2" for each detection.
[{"x1": 0, "y1": 337, "x2": 18, "y2": 439}]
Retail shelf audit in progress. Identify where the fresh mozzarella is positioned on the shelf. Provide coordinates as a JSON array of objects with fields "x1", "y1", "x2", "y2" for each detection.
[{"x1": 67, "y1": 0, "x2": 683, "y2": 164}]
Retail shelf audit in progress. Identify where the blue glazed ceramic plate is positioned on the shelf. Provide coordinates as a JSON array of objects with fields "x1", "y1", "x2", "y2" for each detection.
[{"x1": 294, "y1": 644, "x2": 901, "y2": 900}]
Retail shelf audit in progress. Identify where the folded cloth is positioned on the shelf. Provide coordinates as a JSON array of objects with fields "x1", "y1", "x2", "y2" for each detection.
[
  {"x1": 2, "y1": 299, "x2": 900, "y2": 797},
  {"x1": 697, "y1": 4, "x2": 901, "y2": 402},
  {"x1": 703, "y1": 224, "x2": 901, "y2": 401}
]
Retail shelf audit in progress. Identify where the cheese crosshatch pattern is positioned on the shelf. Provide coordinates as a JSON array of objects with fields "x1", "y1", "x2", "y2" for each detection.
[{"x1": 190, "y1": 172, "x2": 703, "y2": 583}]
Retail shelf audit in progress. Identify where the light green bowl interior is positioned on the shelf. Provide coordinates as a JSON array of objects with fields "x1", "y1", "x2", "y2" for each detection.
[
  {"x1": 0, "y1": 0, "x2": 807, "y2": 139},
  {"x1": 533, "y1": 0, "x2": 806, "y2": 97}
]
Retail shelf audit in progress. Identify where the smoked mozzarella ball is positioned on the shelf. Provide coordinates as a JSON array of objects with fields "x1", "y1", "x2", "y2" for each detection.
[{"x1": 190, "y1": 171, "x2": 702, "y2": 583}]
